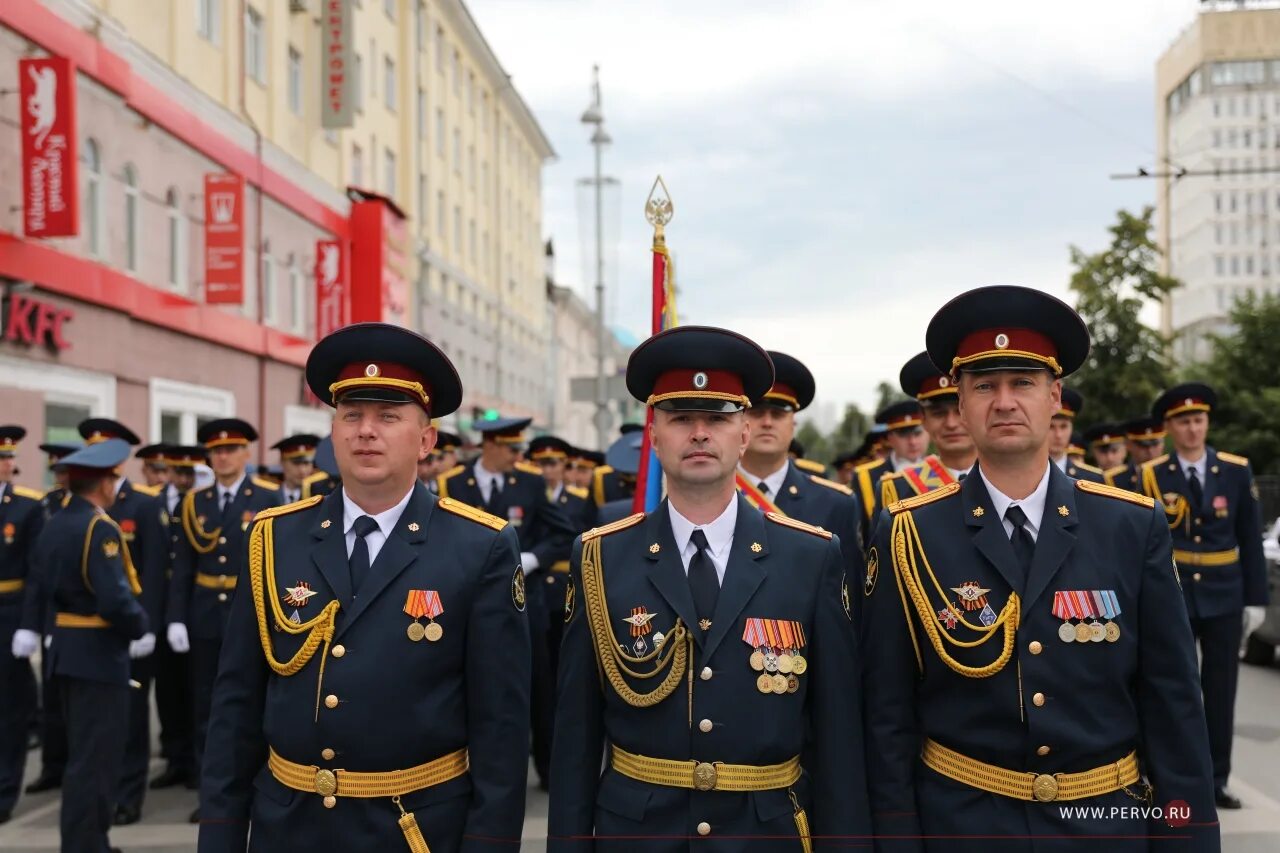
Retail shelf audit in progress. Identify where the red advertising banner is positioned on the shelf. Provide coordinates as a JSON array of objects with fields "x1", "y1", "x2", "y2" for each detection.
[
  {"x1": 204, "y1": 173, "x2": 245, "y2": 304},
  {"x1": 350, "y1": 197, "x2": 408, "y2": 325},
  {"x1": 20, "y1": 56, "x2": 78, "y2": 238},
  {"x1": 315, "y1": 239, "x2": 348, "y2": 339}
]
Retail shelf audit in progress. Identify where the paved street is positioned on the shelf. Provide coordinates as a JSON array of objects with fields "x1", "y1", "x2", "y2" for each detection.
[{"x1": 4, "y1": 658, "x2": 1280, "y2": 851}]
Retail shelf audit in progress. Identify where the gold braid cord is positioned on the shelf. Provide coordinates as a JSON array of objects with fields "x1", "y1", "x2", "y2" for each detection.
[
  {"x1": 82, "y1": 516, "x2": 142, "y2": 595},
  {"x1": 889, "y1": 511, "x2": 1019, "y2": 678},
  {"x1": 579, "y1": 535, "x2": 689, "y2": 707},
  {"x1": 1141, "y1": 465, "x2": 1188, "y2": 535},
  {"x1": 248, "y1": 516, "x2": 341, "y2": 720},
  {"x1": 181, "y1": 489, "x2": 222, "y2": 555}
]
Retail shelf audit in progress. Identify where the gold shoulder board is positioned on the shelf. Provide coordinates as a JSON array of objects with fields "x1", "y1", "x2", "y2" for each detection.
[
  {"x1": 854, "y1": 458, "x2": 885, "y2": 474},
  {"x1": 888, "y1": 481, "x2": 961, "y2": 514},
  {"x1": 764, "y1": 512, "x2": 833, "y2": 540},
  {"x1": 132, "y1": 482, "x2": 163, "y2": 497},
  {"x1": 1216, "y1": 451, "x2": 1249, "y2": 466},
  {"x1": 566, "y1": 485, "x2": 589, "y2": 500},
  {"x1": 11, "y1": 485, "x2": 44, "y2": 500},
  {"x1": 1105, "y1": 465, "x2": 1128, "y2": 478},
  {"x1": 515, "y1": 460, "x2": 542, "y2": 476},
  {"x1": 592, "y1": 465, "x2": 615, "y2": 505},
  {"x1": 251, "y1": 476, "x2": 280, "y2": 491},
  {"x1": 809, "y1": 474, "x2": 853, "y2": 496},
  {"x1": 1142, "y1": 454, "x2": 1169, "y2": 471},
  {"x1": 437, "y1": 497, "x2": 507, "y2": 531},
  {"x1": 794, "y1": 458, "x2": 826, "y2": 475},
  {"x1": 1075, "y1": 479, "x2": 1155, "y2": 508},
  {"x1": 582, "y1": 512, "x2": 644, "y2": 542},
  {"x1": 253, "y1": 495, "x2": 323, "y2": 521},
  {"x1": 439, "y1": 464, "x2": 465, "y2": 481},
  {"x1": 1074, "y1": 461, "x2": 1104, "y2": 475}
]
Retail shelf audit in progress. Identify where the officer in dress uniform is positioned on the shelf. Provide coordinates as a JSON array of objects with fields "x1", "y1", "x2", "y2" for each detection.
[
  {"x1": 862, "y1": 286, "x2": 1218, "y2": 852},
  {"x1": 1084, "y1": 423, "x2": 1127, "y2": 478},
  {"x1": 73, "y1": 419, "x2": 169, "y2": 826},
  {"x1": 549, "y1": 325, "x2": 870, "y2": 851},
  {"x1": 597, "y1": 433, "x2": 643, "y2": 525},
  {"x1": 32, "y1": 438, "x2": 149, "y2": 853},
  {"x1": 272, "y1": 434, "x2": 320, "y2": 505},
  {"x1": 19, "y1": 441, "x2": 81, "y2": 797},
  {"x1": 877, "y1": 351, "x2": 978, "y2": 517},
  {"x1": 1104, "y1": 417, "x2": 1167, "y2": 493},
  {"x1": 0, "y1": 426, "x2": 44, "y2": 824},
  {"x1": 1046, "y1": 388, "x2": 1106, "y2": 483},
  {"x1": 437, "y1": 416, "x2": 573, "y2": 790},
  {"x1": 737, "y1": 350, "x2": 867, "y2": 621},
  {"x1": 564, "y1": 447, "x2": 598, "y2": 492},
  {"x1": 590, "y1": 425, "x2": 643, "y2": 508},
  {"x1": 301, "y1": 436, "x2": 340, "y2": 500},
  {"x1": 831, "y1": 450, "x2": 860, "y2": 488},
  {"x1": 137, "y1": 443, "x2": 171, "y2": 490},
  {"x1": 789, "y1": 439, "x2": 827, "y2": 477},
  {"x1": 853, "y1": 401, "x2": 927, "y2": 537},
  {"x1": 199, "y1": 322, "x2": 530, "y2": 853},
  {"x1": 1067, "y1": 431, "x2": 1087, "y2": 465},
  {"x1": 151, "y1": 446, "x2": 205, "y2": 792},
  {"x1": 167, "y1": 418, "x2": 281, "y2": 823},
  {"x1": 1140, "y1": 383, "x2": 1266, "y2": 811}
]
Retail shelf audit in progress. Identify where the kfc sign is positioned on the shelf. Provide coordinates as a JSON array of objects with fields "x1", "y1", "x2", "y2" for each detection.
[
  {"x1": 203, "y1": 173, "x2": 245, "y2": 304},
  {"x1": 315, "y1": 239, "x2": 348, "y2": 339},
  {"x1": 20, "y1": 57, "x2": 78, "y2": 238},
  {"x1": 2, "y1": 290, "x2": 73, "y2": 352}
]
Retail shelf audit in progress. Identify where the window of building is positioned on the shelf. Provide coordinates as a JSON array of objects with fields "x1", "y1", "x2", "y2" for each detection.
[
  {"x1": 1246, "y1": 255, "x2": 1255, "y2": 275},
  {"x1": 418, "y1": 174, "x2": 427, "y2": 223},
  {"x1": 384, "y1": 148, "x2": 396, "y2": 197},
  {"x1": 245, "y1": 6, "x2": 265, "y2": 84},
  {"x1": 467, "y1": 72, "x2": 474, "y2": 113},
  {"x1": 262, "y1": 252, "x2": 277, "y2": 324},
  {"x1": 1212, "y1": 61, "x2": 1267, "y2": 87},
  {"x1": 384, "y1": 56, "x2": 396, "y2": 111},
  {"x1": 288, "y1": 262, "x2": 305, "y2": 334},
  {"x1": 355, "y1": 54, "x2": 364, "y2": 112},
  {"x1": 417, "y1": 88, "x2": 426, "y2": 138},
  {"x1": 437, "y1": 191, "x2": 446, "y2": 239},
  {"x1": 150, "y1": 377, "x2": 234, "y2": 445},
  {"x1": 288, "y1": 47, "x2": 303, "y2": 115},
  {"x1": 435, "y1": 27, "x2": 444, "y2": 73},
  {"x1": 1230, "y1": 256, "x2": 1240, "y2": 276},
  {"x1": 452, "y1": 128, "x2": 460, "y2": 173},
  {"x1": 468, "y1": 145, "x2": 475, "y2": 189},
  {"x1": 453, "y1": 205, "x2": 461, "y2": 249},
  {"x1": 384, "y1": 0, "x2": 396, "y2": 19},
  {"x1": 452, "y1": 49, "x2": 460, "y2": 94},
  {"x1": 417, "y1": 3, "x2": 427, "y2": 51},
  {"x1": 435, "y1": 109, "x2": 445, "y2": 156},
  {"x1": 123, "y1": 163, "x2": 138, "y2": 273},
  {"x1": 198, "y1": 0, "x2": 221, "y2": 44},
  {"x1": 83, "y1": 138, "x2": 103, "y2": 257},
  {"x1": 166, "y1": 187, "x2": 187, "y2": 290},
  {"x1": 352, "y1": 143, "x2": 364, "y2": 185}
]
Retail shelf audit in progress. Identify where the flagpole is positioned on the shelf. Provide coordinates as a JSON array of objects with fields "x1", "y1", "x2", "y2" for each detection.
[{"x1": 634, "y1": 177, "x2": 674, "y2": 514}]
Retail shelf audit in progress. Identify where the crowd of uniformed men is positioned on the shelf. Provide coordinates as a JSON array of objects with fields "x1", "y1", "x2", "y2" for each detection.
[{"x1": 0, "y1": 283, "x2": 1265, "y2": 852}]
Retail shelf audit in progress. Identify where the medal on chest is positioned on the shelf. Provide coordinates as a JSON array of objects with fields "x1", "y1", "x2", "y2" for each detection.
[
  {"x1": 623, "y1": 607, "x2": 656, "y2": 655},
  {"x1": 404, "y1": 590, "x2": 444, "y2": 642},
  {"x1": 744, "y1": 618, "x2": 806, "y2": 694},
  {"x1": 1052, "y1": 590, "x2": 1121, "y2": 643}
]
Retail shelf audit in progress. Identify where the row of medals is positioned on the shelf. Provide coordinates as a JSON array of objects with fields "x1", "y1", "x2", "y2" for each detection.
[
  {"x1": 1058, "y1": 619, "x2": 1120, "y2": 644},
  {"x1": 407, "y1": 620, "x2": 444, "y2": 643},
  {"x1": 750, "y1": 647, "x2": 807, "y2": 694}
]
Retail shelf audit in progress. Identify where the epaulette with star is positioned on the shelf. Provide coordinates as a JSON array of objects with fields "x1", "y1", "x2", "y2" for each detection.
[
  {"x1": 515, "y1": 460, "x2": 542, "y2": 476},
  {"x1": 1217, "y1": 451, "x2": 1249, "y2": 467},
  {"x1": 764, "y1": 512, "x2": 833, "y2": 540},
  {"x1": 253, "y1": 495, "x2": 323, "y2": 521},
  {"x1": 566, "y1": 485, "x2": 589, "y2": 500},
  {"x1": 10, "y1": 485, "x2": 44, "y2": 501},
  {"x1": 808, "y1": 474, "x2": 853, "y2": 496},
  {"x1": 1075, "y1": 479, "x2": 1155, "y2": 508},
  {"x1": 251, "y1": 476, "x2": 280, "y2": 491},
  {"x1": 582, "y1": 512, "x2": 644, "y2": 541},
  {"x1": 131, "y1": 482, "x2": 163, "y2": 497},
  {"x1": 888, "y1": 482, "x2": 960, "y2": 514},
  {"x1": 437, "y1": 497, "x2": 507, "y2": 531}
]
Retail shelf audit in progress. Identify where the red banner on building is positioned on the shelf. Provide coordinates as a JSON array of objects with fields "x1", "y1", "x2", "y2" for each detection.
[
  {"x1": 20, "y1": 57, "x2": 78, "y2": 238},
  {"x1": 350, "y1": 197, "x2": 409, "y2": 325},
  {"x1": 315, "y1": 239, "x2": 348, "y2": 338},
  {"x1": 204, "y1": 173, "x2": 245, "y2": 304}
]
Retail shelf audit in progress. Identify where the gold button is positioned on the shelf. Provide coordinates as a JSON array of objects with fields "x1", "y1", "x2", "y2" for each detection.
[
  {"x1": 1195, "y1": 518, "x2": 1202, "y2": 525},
  {"x1": 1037, "y1": 745, "x2": 1051, "y2": 756},
  {"x1": 324, "y1": 694, "x2": 338, "y2": 709},
  {"x1": 1193, "y1": 535, "x2": 1202, "y2": 543},
  {"x1": 219, "y1": 536, "x2": 227, "y2": 544},
  {"x1": 696, "y1": 822, "x2": 711, "y2": 836},
  {"x1": 217, "y1": 593, "x2": 228, "y2": 602},
  {"x1": 1032, "y1": 692, "x2": 1045, "y2": 707},
  {"x1": 698, "y1": 719, "x2": 713, "y2": 733},
  {"x1": 218, "y1": 555, "x2": 227, "y2": 564},
  {"x1": 323, "y1": 795, "x2": 336, "y2": 809},
  {"x1": 321, "y1": 748, "x2": 335, "y2": 760},
  {"x1": 332, "y1": 645, "x2": 345, "y2": 658},
  {"x1": 1193, "y1": 572, "x2": 1203, "y2": 582},
  {"x1": 700, "y1": 667, "x2": 712, "y2": 681},
  {"x1": 1028, "y1": 641, "x2": 1042, "y2": 655}
]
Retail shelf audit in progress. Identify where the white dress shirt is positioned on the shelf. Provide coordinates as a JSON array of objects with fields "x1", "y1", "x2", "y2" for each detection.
[
  {"x1": 474, "y1": 461, "x2": 506, "y2": 505},
  {"x1": 979, "y1": 463, "x2": 1051, "y2": 543},
  {"x1": 165, "y1": 483, "x2": 181, "y2": 515},
  {"x1": 216, "y1": 475, "x2": 246, "y2": 511},
  {"x1": 1051, "y1": 454, "x2": 1068, "y2": 473},
  {"x1": 341, "y1": 486, "x2": 414, "y2": 565},
  {"x1": 890, "y1": 453, "x2": 922, "y2": 472},
  {"x1": 739, "y1": 461, "x2": 788, "y2": 499},
  {"x1": 668, "y1": 496, "x2": 738, "y2": 586},
  {"x1": 1177, "y1": 453, "x2": 1207, "y2": 483},
  {"x1": 281, "y1": 485, "x2": 302, "y2": 505}
]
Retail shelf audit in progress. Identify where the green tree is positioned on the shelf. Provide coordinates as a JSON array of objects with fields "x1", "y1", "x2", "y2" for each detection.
[
  {"x1": 794, "y1": 420, "x2": 832, "y2": 466},
  {"x1": 873, "y1": 381, "x2": 907, "y2": 416},
  {"x1": 826, "y1": 403, "x2": 870, "y2": 459},
  {"x1": 1068, "y1": 207, "x2": 1179, "y2": 428},
  {"x1": 1198, "y1": 292, "x2": 1280, "y2": 474}
]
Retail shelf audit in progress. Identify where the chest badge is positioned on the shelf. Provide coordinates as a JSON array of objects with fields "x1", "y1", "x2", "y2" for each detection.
[
  {"x1": 404, "y1": 589, "x2": 444, "y2": 642},
  {"x1": 3, "y1": 522, "x2": 14, "y2": 545},
  {"x1": 744, "y1": 618, "x2": 808, "y2": 693},
  {"x1": 951, "y1": 581, "x2": 996, "y2": 627},
  {"x1": 624, "y1": 607, "x2": 656, "y2": 655},
  {"x1": 1052, "y1": 590, "x2": 1122, "y2": 644},
  {"x1": 283, "y1": 582, "x2": 318, "y2": 609}
]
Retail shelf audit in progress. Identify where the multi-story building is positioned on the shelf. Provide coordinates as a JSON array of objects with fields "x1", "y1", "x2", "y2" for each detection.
[
  {"x1": 0, "y1": 0, "x2": 557, "y2": 485},
  {"x1": 1156, "y1": 2, "x2": 1280, "y2": 363}
]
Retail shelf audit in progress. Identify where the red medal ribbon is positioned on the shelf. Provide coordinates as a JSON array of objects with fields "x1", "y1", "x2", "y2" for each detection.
[
  {"x1": 742, "y1": 618, "x2": 765, "y2": 648},
  {"x1": 403, "y1": 590, "x2": 428, "y2": 619},
  {"x1": 762, "y1": 619, "x2": 781, "y2": 652},
  {"x1": 734, "y1": 472, "x2": 785, "y2": 516},
  {"x1": 423, "y1": 590, "x2": 444, "y2": 619}
]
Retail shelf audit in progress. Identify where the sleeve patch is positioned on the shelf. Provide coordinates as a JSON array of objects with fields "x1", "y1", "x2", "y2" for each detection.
[
  {"x1": 841, "y1": 572, "x2": 852, "y2": 620},
  {"x1": 512, "y1": 566, "x2": 527, "y2": 612},
  {"x1": 102, "y1": 538, "x2": 120, "y2": 559},
  {"x1": 564, "y1": 577, "x2": 576, "y2": 623},
  {"x1": 864, "y1": 546, "x2": 880, "y2": 597}
]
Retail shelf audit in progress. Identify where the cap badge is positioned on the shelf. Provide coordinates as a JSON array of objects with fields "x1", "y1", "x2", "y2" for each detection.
[
  {"x1": 1184, "y1": 398, "x2": 1192, "y2": 407},
  {"x1": 692, "y1": 371, "x2": 708, "y2": 390},
  {"x1": 366, "y1": 363, "x2": 380, "y2": 377},
  {"x1": 219, "y1": 431, "x2": 228, "y2": 439},
  {"x1": 938, "y1": 376, "x2": 949, "y2": 388},
  {"x1": 994, "y1": 333, "x2": 1010, "y2": 349}
]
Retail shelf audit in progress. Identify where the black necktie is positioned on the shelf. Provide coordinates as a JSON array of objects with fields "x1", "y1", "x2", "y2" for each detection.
[
  {"x1": 1004, "y1": 504, "x2": 1036, "y2": 576},
  {"x1": 220, "y1": 489, "x2": 234, "y2": 521},
  {"x1": 758, "y1": 482, "x2": 770, "y2": 496},
  {"x1": 688, "y1": 529, "x2": 719, "y2": 628},
  {"x1": 487, "y1": 477, "x2": 503, "y2": 511},
  {"x1": 1188, "y1": 468, "x2": 1204, "y2": 510},
  {"x1": 349, "y1": 515, "x2": 379, "y2": 596}
]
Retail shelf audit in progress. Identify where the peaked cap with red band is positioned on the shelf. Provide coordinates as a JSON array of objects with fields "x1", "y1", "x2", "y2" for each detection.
[
  {"x1": 626, "y1": 326, "x2": 774, "y2": 413},
  {"x1": 306, "y1": 322, "x2": 463, "y2": 417},
  {"x1": 926, "y1": 285, "x2": 1089, "y2": 378},
  {"x1": 198, "y1": 418, "x2": 259, "y2": 449},
  {"x1": 899, "y1": 351, "x2": 956, "y2": 401},
  {"x1": 759, "y1": 351, "x2": 815, "y2": 411},
  {"x1": 875, "y1": 399, "x2": 924, "y2": 432},
  {"x1": 1152, "y1": 382, "x2": 1216, "y2": 422},
  {"x1": 78, "y1": 418, "x2": 141, "y2": 446},
  {"x1": 1058, "y1": 387, "x2": 1084, "y2": 420}
]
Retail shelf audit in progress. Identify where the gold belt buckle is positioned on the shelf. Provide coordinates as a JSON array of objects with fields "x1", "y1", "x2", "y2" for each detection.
[
  {"x1": 315, "y1": 768, "x2": 338, "y2": 797},
  {"x1": 1032, "y1": 773, "x2": 1059, "y2": 802},
  {"x1": 693, "y1": 762, "x2": 718, "y2": 791}
]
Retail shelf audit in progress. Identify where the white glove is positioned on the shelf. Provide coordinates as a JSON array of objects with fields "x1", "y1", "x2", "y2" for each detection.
[
  {"x1": 44, "y1": 634, "x2": 51, "y2": 649},
  {"x1": 1244, "y1": 606, "x2": 1266, "y2": 638},
  {"x1": 10, "y1": 628, "x2": 39, "y2": 659},
  {"x1": 167, "y1": 622, "x2": 190, "y2": 654},
  {"x1": 520, "y1": 552, "x2": 540, "y2": 576},
  {"x1": 129, "y1": 632, "x2": 156, "y2": 659}
]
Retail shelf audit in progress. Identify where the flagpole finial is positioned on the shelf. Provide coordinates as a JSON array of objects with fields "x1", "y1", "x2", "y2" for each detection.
[{"x1": 644, "y1": 175, "x2": 673, "y2": 246}]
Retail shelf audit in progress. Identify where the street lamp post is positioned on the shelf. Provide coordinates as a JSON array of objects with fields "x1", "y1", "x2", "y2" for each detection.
[{"x1": 581, "y1": 65, "x2": 612, "y2": 451}]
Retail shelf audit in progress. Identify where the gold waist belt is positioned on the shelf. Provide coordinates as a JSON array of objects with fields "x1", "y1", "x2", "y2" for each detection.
[
  {"x1": 610, "y1": 744, "x2": 802, "y2": 792},
  {"x1": 56, "y1": 612, "x2": 110, "y2": 629},
  {"x1": 1173, "y1": 548, "x2": 1239, "y2": 567},
  {"x1": 922, "y1": 738, "x2": 1139, "y2": 803},
  {"x1": 550, "y1": 560, "x2": 570, "y2": 574},
  {"x1": 0, "y1": 579, "x2": 24, "y2": 594},
  {"x1": 196, "y1": 572, "x2": 238, "y2": 590}
]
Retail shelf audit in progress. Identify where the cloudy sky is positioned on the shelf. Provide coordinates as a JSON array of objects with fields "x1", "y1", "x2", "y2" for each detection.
[{"x1": 469, "y1": 0, "x2": 1203, "y2": 420}]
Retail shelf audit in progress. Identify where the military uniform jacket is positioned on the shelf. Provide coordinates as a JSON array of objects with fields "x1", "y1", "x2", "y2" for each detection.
[
  {"x1": 1059, "y1": 458, "x2": 1106, "y2": 484},
  {"x1": 40, "y1": 486, "x2": 68, "y2": 520},
  {"x1": 0, "y1": 482, "x2": 43, "y2": 607},
  {"x1": 591, "y1": 465, "x2": 628, "y2": 507},
  {"x1": 862, "y1": 466, "x2": 1218, "y2": 852},
  {"x1": 438, "y1": 460, "x2": 574, "y2": 569},
  {"x1": 168, "y1": 477, "x2": 281, "y2": 640},
  {"x1": 1140, "y1": 449, "x2": 1267, "y2": 620},
  {"x1": 853, "y1": 458, "x2": 894, "y2": 528},
  {"x1": 873, "y1": 456, "x2": 970, "y2": 523},
  {"x1": 1105, "y1": 462, "x2": 1142, "y2": 494},
  {"x1": 548, "y1": 496, "x2": 871, "y2": 851},
  {"x1": 36, "y1": 496, "x2": 149, "y2": 685},
  {"x1": 198, "y1": 483, "x2": 530, "y2": 853},
  {"x1": 110, "y1": 480, "x2": 170, "y2": 633}
]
